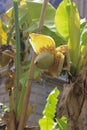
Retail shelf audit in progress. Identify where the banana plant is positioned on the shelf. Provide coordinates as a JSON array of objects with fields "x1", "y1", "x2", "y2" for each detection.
[
  {"x1": 55, "y1": 0, "x2": 87, "y2": 130},
  {"x1": 29, "y1": 0, "x2": 87, "y2": 130},
  {"x1": 55, "y1": 0, "x2": 80, "y2": 75},
  {"x1": 1, "y1": 0, "x2": 87, "y2": 129},
  {"x1": 55, "y1": 0, "x2": 87, "y2": 76},
  {"x1": 1, "y1": 0, "x2": 67, "y2": 130}
]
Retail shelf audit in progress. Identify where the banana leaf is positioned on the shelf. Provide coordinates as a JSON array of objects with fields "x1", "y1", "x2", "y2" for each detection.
[{"x1": 55, "y1": 0, "x2": 80, "y2": 75}]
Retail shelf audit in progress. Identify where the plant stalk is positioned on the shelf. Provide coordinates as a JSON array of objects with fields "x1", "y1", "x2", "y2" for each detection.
[
  {"x1": 8, "y1": 1, "x2": 20, "y2": 130},
  {"x1": 13, "y1": 0, "x2": 20, "y2": 113},
  {"x1": 18, "y1": 0, "x2": 48, "y2": 130},
  {"x1": 37, "y1": 0, "x2": 48, "y2": 33}
]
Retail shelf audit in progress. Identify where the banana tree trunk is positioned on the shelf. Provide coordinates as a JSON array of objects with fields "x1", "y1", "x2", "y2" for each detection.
[
  {"x1": 58, "y1": 67, "x2": 87, "y2": 130},
  {"x1": 66, "y1": 83, "x2": 87, "y2": 130}
]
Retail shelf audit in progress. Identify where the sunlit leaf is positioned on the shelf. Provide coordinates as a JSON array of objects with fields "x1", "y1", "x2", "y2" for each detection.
[
  {"x1": 39, "y1": 88, "x2": 59, "y2": 130},
  {"x1": 67, "y1": 1, "x2": 80, "y2": 75},
  {"x1": 39, "y1": 117, "x2": 54, "y2": 130},
  {"x1": 55, "y1": 0, "x2": 80, "y2": 75},
  {"x1": 20, "y1": 0, "x2": 26, "y2": 5},
  {"x1": 55, "y1": 0, "x2": 69, "y2": 39}
]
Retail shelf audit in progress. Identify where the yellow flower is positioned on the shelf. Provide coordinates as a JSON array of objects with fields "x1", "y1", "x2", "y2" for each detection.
[
  {"x1": 29, "y1": 33, "x2": 55, "y2": 54},
  {"x1": 0, "y1": 20, "x2": 7, "y2": 44},
  {"x1": 20, "y1": 0, "x2": 26, "y2": 5},
  {"x1": 29, "y1": 33, "x2": 69, "y2": 77}
]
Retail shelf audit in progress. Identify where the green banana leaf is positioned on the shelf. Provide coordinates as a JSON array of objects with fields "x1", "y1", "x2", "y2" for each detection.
[
  {"x1": 67, "y1": 1, "x2": 80, "y2": 75},
  {"x1": 55, "y1": 0, "x2": 69, "y2": 39},
  {"x1": 55, "y1": 0, "x2": 80, "y2": 75},
  {"x1": 39, "y1": 117, "x2": 54, "y2": 130}
]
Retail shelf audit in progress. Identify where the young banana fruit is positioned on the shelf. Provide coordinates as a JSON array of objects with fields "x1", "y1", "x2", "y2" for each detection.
[
  {"x1": 34, "y1": 52, "x2": 54, "y2": 69},
  {"x1": 34, "y1": 45, "x2": 70, "y2": 77}
]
